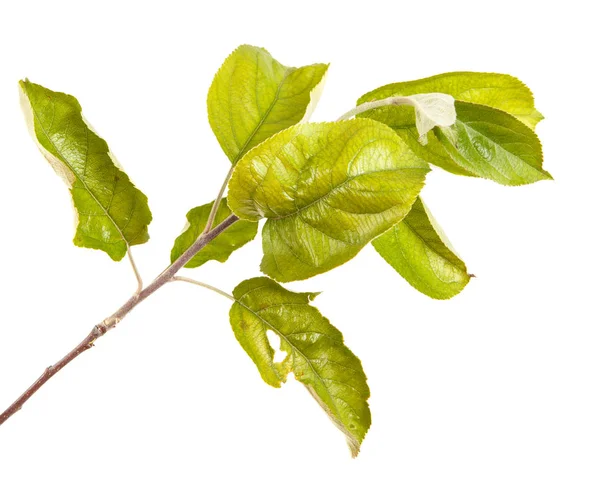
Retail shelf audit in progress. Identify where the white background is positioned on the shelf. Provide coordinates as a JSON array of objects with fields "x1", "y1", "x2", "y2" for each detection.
[{"x1": 0, "y1": 0, "x2": 598, "y2": 494}]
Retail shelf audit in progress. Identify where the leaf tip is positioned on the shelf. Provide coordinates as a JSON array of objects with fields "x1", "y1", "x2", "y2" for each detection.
[
  {"x1": 307, "y1": 291, "x2": 321, "y2": 301},
  {"x1": 541, "y1": 169, "x2": 554, "y2": 181},
  {"x1": 349, "y1": 442, "x2": 361, "y2": 458}
]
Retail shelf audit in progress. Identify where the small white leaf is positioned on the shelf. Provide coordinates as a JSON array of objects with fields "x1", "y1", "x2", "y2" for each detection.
[{"x1": 406, "y1": 93, "x2": 457, "y2": 144}]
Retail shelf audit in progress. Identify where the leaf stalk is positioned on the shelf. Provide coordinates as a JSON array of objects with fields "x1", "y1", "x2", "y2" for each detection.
[
  {"x1": 127, "y1": 248, "x2": 144, "y2": 294},
  {"x1": 336, "y1": 96, "x2": 417, "y2": 121},
  {"x1": 203, "y1": 165, "x2": 235, "y2": 234},
  {"x1": 172, "y1": 276, "x2": 234, "y2": 301}
]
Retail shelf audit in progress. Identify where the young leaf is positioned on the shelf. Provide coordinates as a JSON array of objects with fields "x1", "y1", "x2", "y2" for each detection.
[
  {"x1": 372, "y1": 197, "x2": 471, "y2": 300},
  {"x1": 20, "y1": 80, "x2": 152, "y2": 261},
  {"x1": 339, "y1": 92, "x2": 457, "y2": 144},
  {"x1": 230, "y1": 277, "x2": 370, "y2": 457},
  {"x1": 358, "y1": 71, "x2": 543, "y2": 129},
  {"x1": 208, "y1": 44, "x2": 329, "y2": 164},
  {"x1": 433, "y1": 102, "x2": 550, "y2": 186},
  {"x1": 408, "y1": 93, "x2": 457, "y2": 144},
  {"x1": 170, "y1": 198, "x2": 258, "y2": 268},
  {"x1": 227, "y1": 120, "x2": 430, "y2": 282}
]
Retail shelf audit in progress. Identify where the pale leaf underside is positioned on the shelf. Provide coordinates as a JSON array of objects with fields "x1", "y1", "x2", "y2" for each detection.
[{"x1": 399, "y1": 93, "x2": 457, "y2": 144}]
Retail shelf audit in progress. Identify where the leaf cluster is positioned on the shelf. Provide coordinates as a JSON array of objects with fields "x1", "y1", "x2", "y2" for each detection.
[{"x1": 19, "y1": 44, "x2": 549, "y2": 455}]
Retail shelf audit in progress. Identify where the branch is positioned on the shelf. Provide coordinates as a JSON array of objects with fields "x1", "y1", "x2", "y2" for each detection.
[
  {"x1": 0, "y1": 325, "x2": 105, "y2": 425},
  {"x1": 0, "y1": 213, "x2": 239, "y2": 426}
]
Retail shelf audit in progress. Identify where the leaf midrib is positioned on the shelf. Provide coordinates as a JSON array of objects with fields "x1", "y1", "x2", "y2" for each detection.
[
  {"x1": 401, "y1": 220, "x2": 466, "y2": 273},
  {"x1": 232, "y1": 66, "x2": 295, "y2": 165},
  {"x1": 446, "y1": 120, "x2": 546, "y2": 181},
  {"x1": 273, "y1": 147, "x2": 425, "y2": 221}
]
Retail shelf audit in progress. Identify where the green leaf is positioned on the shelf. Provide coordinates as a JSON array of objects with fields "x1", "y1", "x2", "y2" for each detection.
[
  {"x1": 372, "y1": 197, "x2": 472, "y2": 300},
  {"x1": 208, "y1": 44, "x2": 329, "y2": 164},
  {"x1": 19, "y1": 80, "x2": 152, "y2": 261},
  {"x1": 357, "y1": 72, "x2": 551, "y2": 185},
  {"x1": 357, "y1": 71, "x2": 543, "y2": 129},
  {"x1": 170, "y1": 198, "x2": 258, "y2": 268},
  {"x1": 359, "y1": 101, "x2": 549, "y2": 186},
  {"x1": 227, "y1": 119, "x2": 430, "y2": 282},
  {"x1": 230, "y1": 277, "x2": 370, "y2": 457},
  {"x1": 432, "y1": 102, "x2": 550, "y2": 186}
]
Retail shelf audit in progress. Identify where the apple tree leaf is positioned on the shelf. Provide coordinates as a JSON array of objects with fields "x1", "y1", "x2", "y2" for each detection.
[
  {"x1": 372, "y1": 197, "x2": 471, "y2": 299},
  {"x1": 227, "y1": 119, "x2": 430, "y2": 282},
  {"x1": 170, "y1": 198, "x2": 258, "y2": 268},
  {"x1": 230, "y1": 276, "x2": 370, "y2": 457},
  {"x1": 208, "y1": 44, "x2": 329, "y2": 164},
  {"x1": 433, "y1": 102, "x2": 550, "y2": 185},
  {"x1": 357, "y1": 72, "x2": 550, "y2": 185},
  {"x1": 358, "y1": 71, "x2": 543, "y2": 129},
  {"x1": 407, "y1": 93, "x2": 457, "y2": 144},
  {"x1": 19, "y1": 80, "x2": 152, "y2": 261}
]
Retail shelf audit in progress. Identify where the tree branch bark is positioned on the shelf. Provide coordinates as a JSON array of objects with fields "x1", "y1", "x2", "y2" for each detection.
[{"x1": 0, "y1": 213, "x2": 239, "y2": 426}]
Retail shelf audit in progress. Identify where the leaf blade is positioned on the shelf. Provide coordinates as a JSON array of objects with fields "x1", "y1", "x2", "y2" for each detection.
[
  {"x1": 170, "y1": 198, "x2": 258, "y2": 268},
  {"x1": 20, "y1": 80, "x2": 152, "y2": 261},
  {"x1": 357, "y1": 71, "x2": 543, "y2": 129},
  {"x1": 227, "y1": 119, "x2": 430, "y2": 281},
  {"x1": 230, "y1": 277, "x2": 371, "y2": 457},
  {"x1": 208, "y1": 45, "x2": 329, "y2": 163},
  {"x1": 434, "y1": 102, "x2": 550, "y2": 186},
  {"x1": 372, "y1": 197, "x2": 471, "y2": 299},
  {"x1": 356, "y1": 72, "x2": 550, "y2": 185},
  {"x1": 360, "y1": 101, "x2": 549, "y2": 186}
]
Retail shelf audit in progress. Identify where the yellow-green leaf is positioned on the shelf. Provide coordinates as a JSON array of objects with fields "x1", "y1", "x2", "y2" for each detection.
[
  {"x1": 356, "y1": 72, "x2": 550, "y2": 186},
  {"x1": 20, "y1": 80, "x2": 152, "y2": 261},
  {"x1": 227, "y1": 120, "x2": 430, "y2": 282},
  {"x1": 230, "y1": 277, "x2": 370, "y2": 457},
  {"x1": 208, "y1": 44, "x2": 329, "y2": 164},
  {"x1": 433, "y1": 102, "x2": 550, "y2": 186},
  {"x1": 372, "y1": 197, "x2": 472, "y2": 299},
  {"x1": 358, "y1": 71, "x2": 543, "y2": 129},
  {"x1": 170, "y1": 198, "x2": 258, "y2": 268}
]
